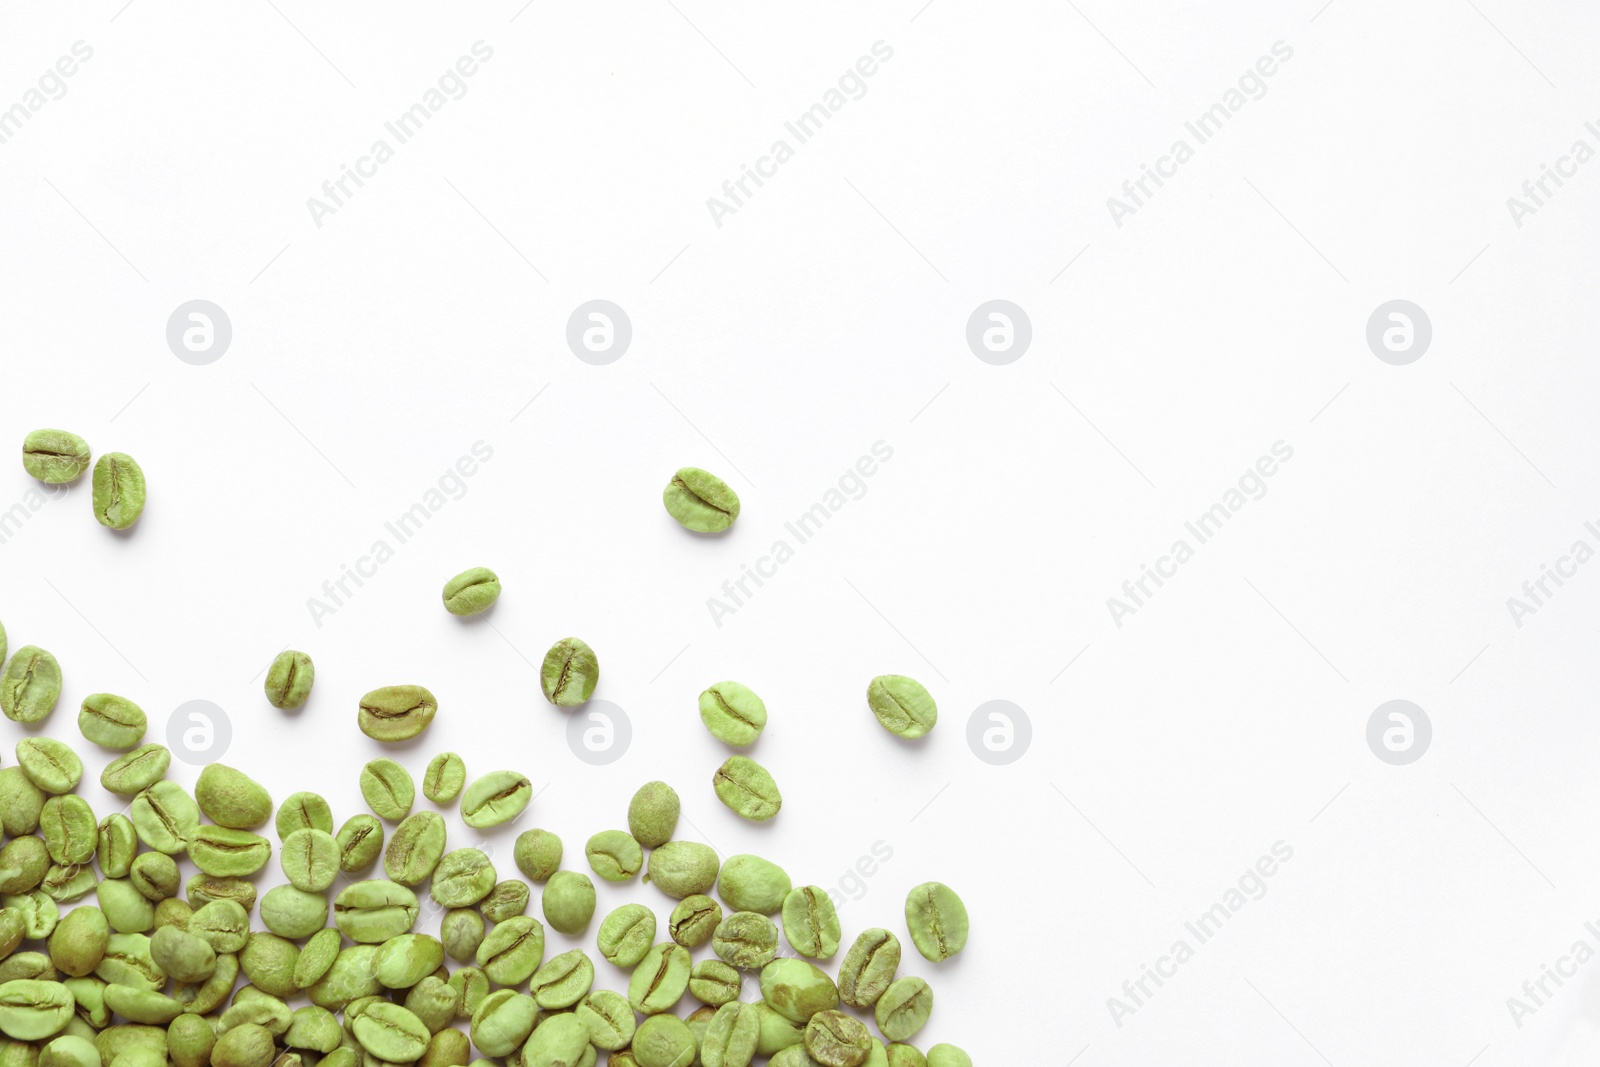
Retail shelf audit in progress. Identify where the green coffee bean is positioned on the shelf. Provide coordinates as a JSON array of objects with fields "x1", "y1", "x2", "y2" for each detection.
[
  {"x1": 129, "y1": 853, "x2": 179, "y2": 901},
  {"x1": 284, "y1": 1006, "x2": 342, "y2": 1053},
  {"x1": 291, "y1": 929, "x2": 340, "y2": 990},
  {"x1": 97, "y1": 879, "x2": 154, "y2": 934},
  {"x1": 422, "y1": 753, "x2": 465, "y2": 804},
  {"x1": 0, "y1": 647, "x2": 61, "y2": 725},
  {"x1": 21, "y1": 430, "x2": 91, "y2": 483},
  {"x1": 624, "y1": 781, "x2": 680, "y2": 849},
  {"x1": 702, "y1": 1001, "x2": 760, "y2": 1067},
  {"x1": 768, "y1": 1041, "x2": 816, "y2": 1066},
  {"x1": 41, "y1": 862, "x2": 96, "y2": 903},
  {"x1": 663, "y1": 467, "x2": 740, "y2": 533},
  {"x1": 530, "y1": 949, "x2": 593, "y2": 1010},
  {"x1": 838, "y1": 929, "x2": 900, "y2": 1009},
  {"x1": 629, "y1": 1013, "x2": 696, "y2": 1067},
  {"x1": 698, "y1": 682, "x2": 767, "y2": 746},
  {"x1": 224, "y1": 989, "x2": 289, "y2": 1037},
  {"x1": 188, "y1": 900, "x2": 250, "y2": 954},
  {"x1": 275, "y1": 792, "x2": 333, "y2": 839},
  {"x1": 185, "y1": 875, "x2": 255, "y2": 913},
  {"x1": 259, "y1": 886, "x2": 327, "y2": 939},
  {"x1": 575, "y1": 989, "x2": 634, "y2": 1051},
  {"x1": 280, "y1": 829, "x2": 339, "y2": 892},
  {"x1": 335, "y1": 815, "x2": 384, "y2": 873},
  {"x1": 459, "y1": 771, "x2": 530, "y2": 829},
  {"x1": 904, "y1": 883, "x2": 967, "y2": 962},
  {"x1": 713, "y1": 912, "x2": 778, "y2": 970},
  {"x1": 645, "y1": 841, "x2": 719, "y2": 899},
  {"x1": 100, "y1": 746, "x2": 169, "y2": 797},
  {"x1": 211, "y1": 1023, "x2": 274, "y2": 1067},
  {"x1": 305, "y1": 945, "x2": 379, "y2": 1011},
  {"x1": 66, "y1": 975, "x2": 110, "y2": 1029},
  {"x1": 357, "y1": 686, "x2": 437, "y2": 743},
  {"x1": 238, "y1": 932, "x2": 299, "y2": 998},
  {"x1": 468, "y1": 990, "x2": 533, "y2": 1058},
  {"x1": 474, "y1": 915, "x2": 543, "y2": 986},
  {"x1": 522, "y1": 1012, "x2": 592, "y2": 1067},
  {"x1": 429, "y1": 850, "x2": 494, "y2": 908},
  {"x1": 129, "y1": 782, "x2": 198, "y2": 855},
  {"x1": 805, "y1": 1011, "x2": 871, "y2": 1067},
  {"x1": 41, "y1": 1034, "x2": 102, "y2": 1067},
  {"x1": 689, "y1": 959, "x2": 741, "y2": 1007},
  {"x1": 925, "y1": 1045, "x2": 969, "y2": 1067},
  {"x1": 78, "y1": 694, "x2": 146, "y2": 749},
  {"x1": 597, "y1": 904, "x2": 655, "y2": 968},
  {"x1": 441, "y1": 569, "x2": 500, "y2": 616},
  {"x1": 624, "y1": 940, "x2": 688, "y2": 1017},
  {"x1": 47, "y1": 907, "x2": 108, "y2": 978},
  {"x1": 538, "y1": 638, "x2": 598, "y2": 707},
  {"x1": 0, "y1": 837, "x2": 48, "y2": 894},
  {"x1": 5, "y1": 889, "x2": 58, "y2": 939},
  {"x1": 103, "y1": 985, "x2": 184, "y2": 1026},
  {"x1": 195, "y1": 764, "x2": 274, "y2": 830},
  {"x1": 96, "y1": 932, "x2": 164, "y2": 991},
  {"x1": 174, "y1": 951, "x2": 236, "y2": 1014},
  {"x1": 151, "y1": 896, "x2": 189, "y2": 931},
  {"x1": 439, "y1": 910, "x2": 483, "y2": 963},
  {"x1": 384, "y1": 813, "x2": 446, "y2": 887},
  {"x1": 541, "y1": 871, "x2": 594, "y2": 935},
  {"x1": 91, "y1": 453, "x2": 145, "y2": 530},
  {"x1": 418, "y1": 1027, "x2": 467, "y2": 1067},
  {"x1": 374, "y1": 934, "x2": 443, "y2": 990},
  {"x1": 669, "y1": 895, "x2": 722, "y2": 949},
  {"x1": 866, "y1": 676, "x2": 937, "y2": 740},
  {"x1": 478, "y1": 880, "x2": 528, "y2": 923},
  {"x1": 584, "y1": 831, "x2": 642, "y2": 882},
  {"x1": 759, "y1": 958, "x2": 839, "y2": 1023},
  {"x1": 40, "y1": 796, "x2": 96, "y2": 866},
  {"x1": 874, "y1": 978, "x2": 932, "y2": 1042},
  {"x1": 167, "y1": 1014, "x2": 216, "y2": 1067},
  {"x1": 264, "y1": 651, "x2": 314, "y2": 710},
  {"x1": 884, "y1": 1045, "x2": 925, "y2": 1067},
  {"x1": 445, "y1": 967, "x2": 486, "y2": 1021},
  {"x1": 0, "y1": 979, "x2": 76, "y2": 1040},
  {"x1": 753, "y1": 1004, "x2": 808, "y2": 1058},
  {"x1": 512, "y1": 830, "x2": 561, "y2": 882},
  {"x1": 188, "y1": 827, "x2": 271, "y2": 878},
  {"x1": 16, "y1": 737, "x2": 81, "y2": 794},
  {"x1": 712, "y1": 756, "x2": 781, "y2": 821},
  {"x1": 0, "y1": 949, "x2": 53, "y2": 982},
  {"x1": 782, "y1": 886, "x2": 841, "y2": 959},
  {"x1": 402, "y1": 976, "x2": 457, "y2": 1034},
  {"x1": 360, "y1": 759, "x2": 414, "y2": 821},
  {"x1": 0, "y1": 768, "x2": 45, "y2": 834},
  {"x1": 93, "y1": 1024, "x2": 167, "y2": 1067},
  {"x1": 333, "y1": 882, "x2": 418, "y2": 944},
  {"x1": 718, "y1": 855, "x2": 791, "y2": 915}
]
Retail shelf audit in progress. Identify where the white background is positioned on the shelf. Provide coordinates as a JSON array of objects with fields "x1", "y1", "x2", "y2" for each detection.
[{"x1": 2, "y1": 1, "x2": 1599, "y2": 1063}]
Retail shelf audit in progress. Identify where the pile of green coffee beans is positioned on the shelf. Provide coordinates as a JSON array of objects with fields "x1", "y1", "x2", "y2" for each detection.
[
  {"x1": 20, "y1": 429, "x2": 146, "y2": 530},
  {"x1": 0, "y1": 453, "x2": 973, "y2": 1066}
]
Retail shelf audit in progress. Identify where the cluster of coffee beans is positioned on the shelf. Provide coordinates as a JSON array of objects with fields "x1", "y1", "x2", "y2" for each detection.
[{"x1": 20, "y1": 430, "x2": 145, "y2": 531}]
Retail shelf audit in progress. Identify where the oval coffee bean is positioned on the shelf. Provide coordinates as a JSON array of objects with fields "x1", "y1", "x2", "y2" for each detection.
[
  {"x1": 668, "y1": 895, "x2": 721, "y2": 949},
  {"x1": 717, "y1": 855, "x2": 790, "y2": 915},
  {"x1": 188, "y1": 828, "x2": 271, "y2": 877},
  {"x1": 597, "y1": 904, "x2": 655, "y2": 968},
  {"x1": 195, "y1": 763, "x2": 274, "y2": 830},
  {"x1": 645, "y1": 841, "x2": 719, "y2": 899},
  {"x1": 263, "y1": 651, "x2": 314, "y2": 710},
  {"x1": 538, "y1": 638, "x2": 597, "y2": 707},
  {"x1": 357, "y1": 685, "x2": 437, "y2": 742},
  {"x1": 360, "y1": 759, "x2": 414, "y2": 821},
  {"x1": 279, "y1": 830, "x2": 339, "y2": 893},
  {"x1": 100, "y1": 745, "x2": 169, "y2": 796},
  {"x1": 541, "y1": 871, "x2": 594, "y2": 936},
  {"x1": 759, "y1": 958, "x2": 839, "y2": 1024},
  {"x1": 530, "y1": 948, "x2": 594, "y2": 1010},
  {"x1": 874, "y1": 976, "x2": 932, "y2": 1042},
  {"x1": 422, "y1": 752, "x2": 465, "y2": 803},
  {"x1": 428, "y1": 848, "x2": 494, "y2": 908},
  {"x1": 474, "y1": 915, "x2": 544, "y2": 987},
  {"x1": 275, "y1": 792, "x2": 333, "y2": 839},
  {"x1": 712, "y1": 756, "x2": 781, "y2": 822},
  {"x1": 688, "y1": 959, "x2": 740, "y2": 1008},
  {"x1": 333, "y1": 882, "x2": 419, "y2": 944},
  {"x1": 575, "y1": 989, "x2": 635, "y2": 1051},
  {"x1": 627, "y1": 780, "x2": 680, "y2": 848},
  {"x1": 627, "y1": 942, "x2": 690, "y2": 1015},
  {"x1": 866, "y1": 675, "x2": 938, "y2": 739},
  {"x1": 838, "y1": 928, "x2": 900, "y2": 1009},
  {"x1": 459, "y1": 771, "x2": 531, "y2": 829},
  {"x1": 1, "y1": 647, "x2": 62, "y2": 725},
  {"x1": 701, "y1": 1001, "x2": 759, "y2": 1067},
  {"x1": 17, "y1": 738, "x2": 83, "y2": 795},
  {"x1": 0, "y1": 978, "x2": 75, "y2": 1040},
  {"x1": 585, "y1": 830, "x2": 642, "y2": 882},
  {"x1": 335, "y1": 815, "x2": 384, "y2": 874},
  {"x1": 781, "y1": 886, "x2": 841, "y2": 960},
  {"x1": 91, "y1": 452, "x2": 146, "y2": 530},
  {"x1": 21, "y1": 430, "x2": 90, "y2": 484},
  {"x1": 78, "y1": 694, "x2": 147, "y2": 749},
  {"x1": 904, "y1": 882, "x2": 968, "y2": 962},
  {"x1": 662, "y1": 466, "x2": 740, "y2": 533},
  {"x1": 698, "y1": 681, "x2": 767, "y2": 746},
  {"x1": 712, "y1": 912, "x2": 778, "y2": 971},
  {"x1": 384, "y1": 813, "x2": 446, "y2": 886},
  {"x1": 441, "y1": 568, "x2": 500, "y2": 616},
  {"x1": 805, "y1": 1010, "x2": 872, "y2": 1067}
]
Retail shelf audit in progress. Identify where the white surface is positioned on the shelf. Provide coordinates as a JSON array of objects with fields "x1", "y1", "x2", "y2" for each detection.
[{"x1": 1, "y1": 1, "x2": 1599, "y2": 1063}]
